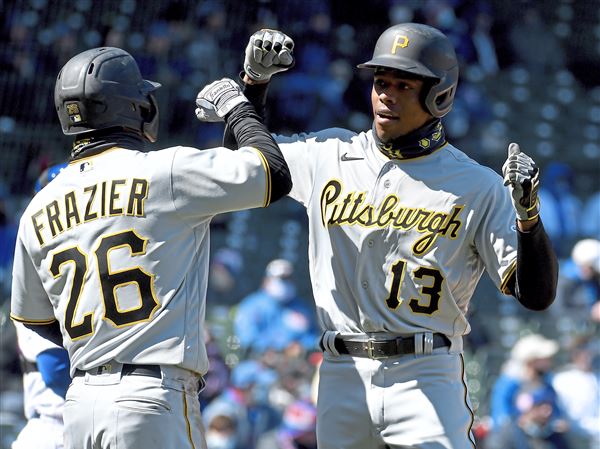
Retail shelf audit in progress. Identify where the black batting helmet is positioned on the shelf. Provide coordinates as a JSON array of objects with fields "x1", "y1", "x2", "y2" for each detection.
[
  {"x1": 54, "y1": 47, "x2": 161, "y2": 142},
  {"x1": 358, "y1": 23, "x2": 459, "y2": 118}
]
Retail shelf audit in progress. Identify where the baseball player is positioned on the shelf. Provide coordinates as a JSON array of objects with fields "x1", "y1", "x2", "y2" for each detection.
[
  {"x1": 12, "y1": 323, "x2": 70, "y2": 449},
  {"x1": 10, "y1": 47, "x2": 291, "y2": 449},
  {"x1": 203, "y1": 25, "x2": 559, "y2": 449},
  {"x1": 12, "y1": 163, "x2": 71, "y2": 449}
]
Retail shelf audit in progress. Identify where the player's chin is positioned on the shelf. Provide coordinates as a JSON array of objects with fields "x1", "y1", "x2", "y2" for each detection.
[{"x1": 374, "y1": 118, "x2": 402, "y2": 141}]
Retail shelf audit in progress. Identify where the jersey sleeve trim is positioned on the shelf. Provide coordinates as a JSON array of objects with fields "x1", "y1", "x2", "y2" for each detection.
[
  {"x1": 249, "y1": 147, "x2": 271, "y2": 207},
  {"x1": 10, "y1": 314, "x2": 57, "y2": 325},
  {"x1": 499, "y1": 260, "x2": 517, "y2": 294}
]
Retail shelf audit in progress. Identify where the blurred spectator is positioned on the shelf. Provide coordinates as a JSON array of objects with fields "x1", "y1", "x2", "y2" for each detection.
[
  {"x1": 265, "y1": 357, "x2": 315, "y2": 413},
  {"x1": 0, "y1": 198, "x2": 17, "y2": 297},
  {"x1": 554, "y1": 239, "x2": 600, "y2": 322},
  {"x1": 486, "y1": 384, "x2": 572, "y2": 449},
  {"x1": 199, "y1": 329, "x2": 231, "y2": 411},
  {"x1": 581, "y1": 191, "x2": 600, "y2": 241},
  {"x1": 467, "y1": 2, "x2": 499, "y2": 76},
  {"x1": 552, "y1": 336, "x2": 600, "y2": 449},
  {"x1": 206, "y1": 413, "x2": 239, "y2": 449},
  {"x1": 234, "y1": 259, "x2": 318, "y2": 357},
  {"x1": 507, "y1": 6, "x2": 565, "y2": 74},
  {"x1": 203, "y1": 360, "x2": 279, "y2": 449},
  {"x1": 256, "y1": 399, "x2": 317, "y2": 449},
  {"x1": 208, "y1": 248, "x2": 244, "y2": 306},
  {"x1": 490, "y1": 334, "x2": 561, "y2": 430},
  {"x1": 537, "y1": 162, "x2": 583, "y2": 258}
]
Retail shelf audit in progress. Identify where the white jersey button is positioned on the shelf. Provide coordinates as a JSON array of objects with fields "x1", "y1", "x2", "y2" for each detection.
[{"x1": 384, "y1": 180, "x2": 391, "y2": 188}]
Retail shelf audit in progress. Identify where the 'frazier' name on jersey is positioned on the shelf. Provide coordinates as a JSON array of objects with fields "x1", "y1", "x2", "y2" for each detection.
[
  {"x1": 31, "y1": 177, "x2": 149, "y2": 247},
  {"x1": 320, "y1": 179, "x2": 464, "y2": 256}
]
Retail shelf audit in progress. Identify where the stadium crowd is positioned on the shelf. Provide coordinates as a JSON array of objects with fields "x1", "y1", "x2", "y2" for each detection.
[{"x1": 0, "y1": 1, "x2": 598, "y2": 448}]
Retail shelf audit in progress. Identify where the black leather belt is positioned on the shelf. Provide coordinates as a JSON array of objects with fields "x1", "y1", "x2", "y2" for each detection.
[
  {"x1": 74, "y1": 364, "x2": 161, "y2": 379},
  {"x1": 323, "y1": 334, "x2": 450, "y2": 359}
]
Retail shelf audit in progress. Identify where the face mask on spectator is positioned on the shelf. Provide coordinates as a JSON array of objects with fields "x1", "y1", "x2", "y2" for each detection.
[
  {"x1": 265, "y1": 278, "x2": 296, "y2": 301},
  {"x1": 205, "y1": 432, "x2": 236, "y2": 449}
]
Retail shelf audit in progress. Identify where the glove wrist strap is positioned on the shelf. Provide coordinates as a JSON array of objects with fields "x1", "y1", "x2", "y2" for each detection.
[{"x1": 517, "y1": 199, "x2": 540, "y2": 221}]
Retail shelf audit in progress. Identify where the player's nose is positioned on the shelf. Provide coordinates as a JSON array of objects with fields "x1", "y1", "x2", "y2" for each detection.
[{"x1": 378, "y1": 89, "x2": 396, "y2": 106}]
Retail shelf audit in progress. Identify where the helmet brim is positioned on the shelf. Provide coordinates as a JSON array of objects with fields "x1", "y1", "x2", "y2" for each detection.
[
  {"x1": 357, "y1": 55, "x2": 439, "y2": 79},
  {"x1": 140, "y1": 79, "x2": 161, "y2": 93}
]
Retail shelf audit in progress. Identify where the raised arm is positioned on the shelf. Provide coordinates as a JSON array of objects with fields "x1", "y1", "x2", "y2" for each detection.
[
  {"x1": 223, "y1": 29, "x2": 295, "y2": 150},
  {"x1": 502, "y1": 143, "x2": 558, "y2": 310},
  {"x1": 195, "y1": 77, "x2": 292, "y2": 203}
]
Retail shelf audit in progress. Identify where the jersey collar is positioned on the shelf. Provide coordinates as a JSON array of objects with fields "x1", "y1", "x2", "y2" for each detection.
[
  {"x1": 372, "y1": 119, "x2": 446, "y2": 160},
  {"x1": 71, "y1": 129, "x2": 146, "y2": 161}
]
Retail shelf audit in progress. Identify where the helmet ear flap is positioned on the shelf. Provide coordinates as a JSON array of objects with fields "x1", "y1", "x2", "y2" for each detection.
[{"x1": 423, "y1": 65, "x2": 458, "y2": 117}]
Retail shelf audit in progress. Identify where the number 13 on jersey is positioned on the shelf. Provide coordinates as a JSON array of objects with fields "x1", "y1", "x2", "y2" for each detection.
[{"x1": 385, "y1": 259, "x2": 444, "y2": 315}]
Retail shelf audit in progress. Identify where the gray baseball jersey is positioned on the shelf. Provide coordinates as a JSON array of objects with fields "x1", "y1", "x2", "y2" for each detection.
[
  {"x1": 277, "y1": 128, "x2": 517, "y2": 348},
  {"x1": 11, "y1": 145, "x2": 270, "y2": 376}
]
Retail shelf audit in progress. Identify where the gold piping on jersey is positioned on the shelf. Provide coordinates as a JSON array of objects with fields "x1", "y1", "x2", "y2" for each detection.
[
  {"x1": 183, "y1": 392, "x2": 196, "y2": 449},
  {"x1": 320, "y1": 179, "x2": 465, "y2": 256},
  {"x1": 500, "y1": 259, "x2": 517, "y2": 295},
  {"x1": 31, "y1": 178, "x2": 149, "y2": 247},
  {"x1": 460, "y1": 354, "x2": 477, "y2": 449},
  {"x1": 250, "y1": 147, "x2": 272, "y2": 207},
  {"x1": 9, "y1": 314, "x2": 57, "y2": 325}
]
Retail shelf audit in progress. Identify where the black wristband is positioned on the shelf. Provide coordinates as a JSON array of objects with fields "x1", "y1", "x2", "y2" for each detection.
[{"x1": 238, "y1": 71, "x2": 269, "y2": 120}]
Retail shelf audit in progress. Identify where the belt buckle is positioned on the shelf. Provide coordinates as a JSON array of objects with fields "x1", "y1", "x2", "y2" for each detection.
[{"x1": 365, "y1": 338, "x2": 389, "y2": 360}]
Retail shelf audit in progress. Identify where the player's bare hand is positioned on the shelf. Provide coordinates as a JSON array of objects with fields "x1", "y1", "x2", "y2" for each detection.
[
  {"x1": 502, "y1": 142, "x2": 540, "y2": 222},
  {"x1": 195, "y1": 78, "x2": 249, "y2": 122},
  {"x1": 244, "y1": 29, "x2": 295, "y2": 82}
]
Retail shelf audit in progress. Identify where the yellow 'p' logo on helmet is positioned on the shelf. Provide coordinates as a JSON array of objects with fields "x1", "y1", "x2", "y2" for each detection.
[{"x1": 391, "y1": 35, "x2": 409, "y2": 54}]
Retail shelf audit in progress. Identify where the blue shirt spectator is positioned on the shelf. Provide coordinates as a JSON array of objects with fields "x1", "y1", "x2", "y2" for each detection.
[
  {"x1": 234, "y1": 259, "x2": 319, "y2": 356},
  {"x1": 490, "y1": 334, "x2": 561, "y2": 429},
  {"x1": 537, "y1": 162, "x2": 583, "y2": 258}
]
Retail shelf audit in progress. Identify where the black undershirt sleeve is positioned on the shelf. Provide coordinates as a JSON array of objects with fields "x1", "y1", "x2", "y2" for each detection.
[
  {"x1": 224, "y1": 101, "x2": 291, "y2": 204},
  {"x1": 223, "y1": 78, "x2": 270, "y2": 150},
  {"x1": 24, "y1": 321, "x2": 64, "y2": 347},
  {"x1": 505, "y1": 220, "x2": 558, "y2": 310}
]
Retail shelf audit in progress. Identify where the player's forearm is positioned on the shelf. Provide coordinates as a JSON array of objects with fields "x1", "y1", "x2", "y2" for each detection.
[
  {"x1": 223, "y1": 76, "x2": 271, "y2": 151},
  {"x1": 513, "y1": 219, "x2": 558, "y2": 310},
  {"x1": 242, "y1": 74, "x2": 269, "y2": 119},
  {"x1": 225, "y1": 102, "x2": 291, "y2": 202}
]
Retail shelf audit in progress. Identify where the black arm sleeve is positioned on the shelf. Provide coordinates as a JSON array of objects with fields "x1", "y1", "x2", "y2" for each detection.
[
  {"x1": 223, "y1": 77, "x2": 270, "y2": 150},
  {"x1": 505, "y1": 220, "x2": 558, "y2": 310},
  {"x1": 224, "y1": 101, "x2": 291, "y2": 203},
  {"x1": 24, "y1": 321, "x2": 64, "y2": 347}
]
